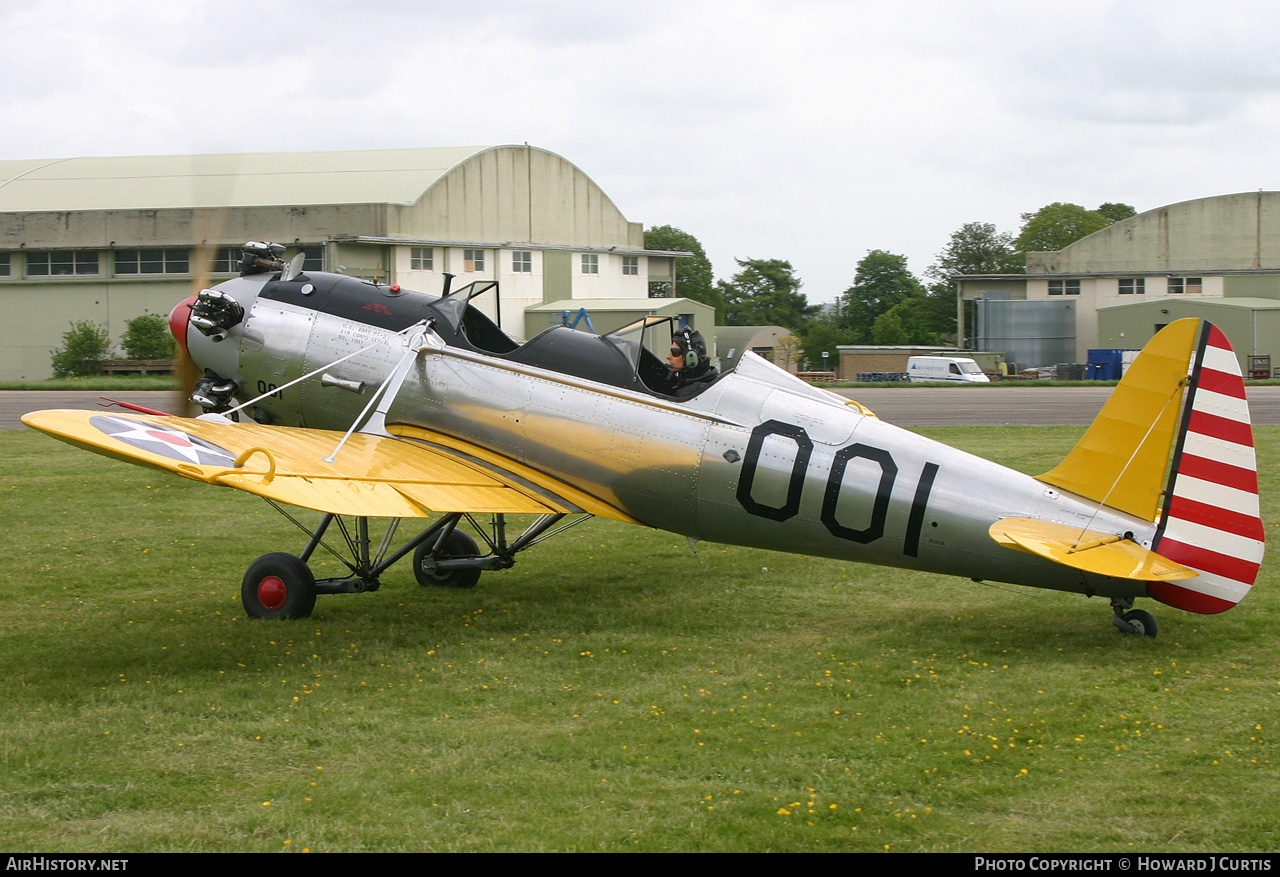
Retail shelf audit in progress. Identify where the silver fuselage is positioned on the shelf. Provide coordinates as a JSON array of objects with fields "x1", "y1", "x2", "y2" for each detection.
[{"x1": 190, "y1": 273, "x2": 1153, "y2": 601}]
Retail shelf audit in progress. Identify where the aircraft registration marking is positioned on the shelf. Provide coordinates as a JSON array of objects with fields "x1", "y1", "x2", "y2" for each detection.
[{"x1": 735, "y1": 420, "x2": 941, "y2": 557}]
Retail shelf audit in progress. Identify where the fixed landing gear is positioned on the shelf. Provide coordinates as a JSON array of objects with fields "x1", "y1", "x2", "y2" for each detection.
[
  {"x1": 413, "y1": 529, "x2": 481, "y2": 589},
  {"x1": 1110, "y1": 597, "x2": 1158, "y2": 637},
  {"x1": 242, "y1": 552, "x2": 317, "y2": 619},
  {"x1": 239, "y1": 509, "x2": 585, "y2": 619}
]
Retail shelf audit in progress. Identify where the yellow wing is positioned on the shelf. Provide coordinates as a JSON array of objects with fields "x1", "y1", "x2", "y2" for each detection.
[{"x1": 21, "y1": 409, "x2": 636, "y2": 522}]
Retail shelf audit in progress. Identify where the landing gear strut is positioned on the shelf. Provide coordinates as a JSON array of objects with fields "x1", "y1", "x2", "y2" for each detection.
[
  {"x1": 1110, "y1": 597, "x2": 1158, "y2": 637},
  {"x1": 240, "y1": 507, "x2": 588, "y2": 619},
  {"x1": 413, "y1": 529, "x2": 482, "y2": 589}
]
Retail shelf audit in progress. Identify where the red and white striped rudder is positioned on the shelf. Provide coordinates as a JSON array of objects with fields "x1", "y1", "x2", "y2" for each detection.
[{"x1": 1150, "y1": 323, "x2": 1265, "y2": 614}]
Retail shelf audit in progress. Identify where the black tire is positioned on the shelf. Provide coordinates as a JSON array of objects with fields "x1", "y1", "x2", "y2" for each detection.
[
  {"x1": 1121, "y1": 608, "x2": 1158, "y2": 638},
  {"x1": 242, "y1": 552, "x2": 317, "y2": 619},
  {"x1": 413, "y1": 530, "x2": 482, "y2": 589}
]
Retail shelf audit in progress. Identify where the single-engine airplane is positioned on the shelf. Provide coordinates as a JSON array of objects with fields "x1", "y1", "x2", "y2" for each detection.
[{"x1": 24, "y1": 243, "x2": 1264, "y2": 636}]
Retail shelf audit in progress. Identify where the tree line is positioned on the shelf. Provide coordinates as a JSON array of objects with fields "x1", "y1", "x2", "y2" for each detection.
[{"x1": 645, "y1": 201, "x2": 1135, "y2": 370}]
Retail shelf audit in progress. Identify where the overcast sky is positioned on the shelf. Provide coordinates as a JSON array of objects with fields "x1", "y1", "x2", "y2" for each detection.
[{"x1": 4, "y1": 0, "x2": 1279, "y2": 302}]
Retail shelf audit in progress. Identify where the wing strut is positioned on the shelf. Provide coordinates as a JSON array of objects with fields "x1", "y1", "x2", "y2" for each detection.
[
  {"x1": 323, "y1": 321, "x2": 437, "y2": 462},
  {"x1": 190, "y1": 319, "x2": 441, "y2": 467},
  {"x1": 211, "y1": 322, "x2": 428, "y2": 423}
]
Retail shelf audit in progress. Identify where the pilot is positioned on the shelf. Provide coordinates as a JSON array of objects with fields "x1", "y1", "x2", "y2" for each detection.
[{"x1": 664, "y1": 328, "x2": 718, "y2": 398}]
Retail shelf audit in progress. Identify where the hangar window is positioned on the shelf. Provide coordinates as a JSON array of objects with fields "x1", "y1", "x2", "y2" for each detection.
[
  {"x1": 411, "y1": 247, "x2": 434, "y2": 270},
  {"x1": 464, "y1": 249, "x2": 485, "y2": 272},
  {"x1": 1168, "y1": 277, "x2": 1202, "y2": 294},
  {"x1": 1118, "y1": 278, "x2": 1145, "y2": 294},
  {"x1": 208, "y1": 247, "x2": 242, "y2": 274},
  {"x1": 116, "y1": 249, "x2": 189, "y2": 275},
  {"x1": 622, "y1": 256, "x2": 639, "y2": 275},
  {"x1": 1048, "y1": 279, "x2": 1080, "y2": 296},
  {"x1": 581, "y1": 254, "x2": 599, "y2": 274},
  {"x1": 27, "y1": 251, "x2": 100, "y2": 276},
  {"x1": 0, "y1": 253, "x2": 9, "y2": 277},
  {"x1": 297, "y1": 246, "x2": 324, "y2": 271},
  {"x1": 512, "y1": 251, "x2": 532, "y2": 272}
]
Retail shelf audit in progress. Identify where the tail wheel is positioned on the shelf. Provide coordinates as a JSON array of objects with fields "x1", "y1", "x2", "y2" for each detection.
[
  {"x1": 1119, "y1": 608, "x2": 1158, "y2": 638},
  {"x1": 242, "y1": 552, "x2": 317, "y2": 619},
  {"x1": 413, "y1": 530, "x2": 482, "y2": 589}
]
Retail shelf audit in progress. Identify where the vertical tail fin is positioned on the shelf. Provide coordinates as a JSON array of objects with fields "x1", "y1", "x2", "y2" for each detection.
[
  {"x1": 1149, "y1": 323, "x2": 1264, "y2": 613},
  {"x1": 1039, "y1": 318, "x2": 1200, "y2": 521},
  {"x1": 1039, "y1": 319, "x2": 1264, "y2": 614}
]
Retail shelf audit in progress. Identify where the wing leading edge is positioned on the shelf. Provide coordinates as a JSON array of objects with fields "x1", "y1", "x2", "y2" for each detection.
[{"x1": 21, "y1": 409, "x2": 636, "y2": 522}]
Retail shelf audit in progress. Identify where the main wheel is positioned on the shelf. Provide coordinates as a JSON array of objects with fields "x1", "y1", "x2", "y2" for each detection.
[
  {"x1": 413, "y1": 530, "x2": 482, "y2": 589},
  {"x1": 242, "y1": 552, "x2": 317, "y2": 619},
  {"x1": 1120, "y1": 608, "x2": 1158, "y2": 638}
]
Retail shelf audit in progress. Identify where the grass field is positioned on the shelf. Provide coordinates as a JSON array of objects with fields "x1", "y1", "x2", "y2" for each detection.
[
  {"x1": 0, "y1": 427, "x2": 1276, "y2": 852},
  {"x1": 0, "y1": 376, "x2": 175, "y2": 392}
]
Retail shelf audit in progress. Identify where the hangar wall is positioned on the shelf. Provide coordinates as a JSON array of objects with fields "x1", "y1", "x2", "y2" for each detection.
[
  {"x1": 1027, "y1": 192, "x2": 1280, "y2": 274},
  {"x1": 957, "y1": 191, "x2": 1280, "y2": 369},
  {"x1": 392, "y1": 145, "x2": 643, "y2": 249},
  {"x1": 0, "y1": 146, "x2": 676, "y2": 380}
]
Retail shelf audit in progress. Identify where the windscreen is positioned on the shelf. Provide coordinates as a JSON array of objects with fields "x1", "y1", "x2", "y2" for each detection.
[{"x1": 602, "y1": 315, "x2": 673, "y2": 375}]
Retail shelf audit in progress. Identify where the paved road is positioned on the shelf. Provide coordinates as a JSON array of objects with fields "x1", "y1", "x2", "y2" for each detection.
[
  {"x1": 1, "y1": 391, "x2": 178, "y2": 430},
  {"x1": 832, "y1": 385, "x2": 1280, "y2": 427},
  {"x1": 7, "y1": 386, "x2": 1280, "y2": 430}
]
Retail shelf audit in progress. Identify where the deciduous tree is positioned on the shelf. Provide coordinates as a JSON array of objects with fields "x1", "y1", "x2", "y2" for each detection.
[
  {"x1": 718, "y1": 258, "x2": 815, "y2": 330},
  {"x1": 925, "y1": 221, "x2": 1023, "y2": 285},
  {"x1": 841, "y1": 250, "x2": 925, "y2": 343},
  {"x1": 1015, "y1": 203, "x2": 1111, "y2": 253},
  {"x1": 644, "y1": 225, "x2": 721, "y2": 314},
  {"x1": 1096, "y1": 202, "x2": 1137, "y2": 223},
  {"x1": 871, "y1": 310, "x2": 909, "y2": 345},
  {"x1": 771, "y1": 334, "x2": 803, "y2": 372},
  {"x1": 797, "y1": 320, "x2": 856, "y2": 374}
]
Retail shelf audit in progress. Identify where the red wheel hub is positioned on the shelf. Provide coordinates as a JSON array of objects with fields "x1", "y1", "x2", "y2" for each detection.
[{"x1": 257, "y1": 575, "x2": 287, "y2": 610}]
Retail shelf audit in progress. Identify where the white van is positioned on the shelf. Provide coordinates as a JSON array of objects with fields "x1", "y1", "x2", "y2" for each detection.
[{"x1": 906, "y1": 356, "x2": 991, "y2": 384}]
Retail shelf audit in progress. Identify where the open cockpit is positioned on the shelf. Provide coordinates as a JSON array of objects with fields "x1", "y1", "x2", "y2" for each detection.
[
  {"x1": 247, "y1": 269, "x2": 721, "y2": 402},
  {"x1": 422, "y1": 280, "x2": 717, "y2": 399}
]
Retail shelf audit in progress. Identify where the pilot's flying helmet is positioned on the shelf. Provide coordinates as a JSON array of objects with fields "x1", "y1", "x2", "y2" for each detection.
[{"x1": 671, "y1": 328, "x2": 708, "y2": 370}]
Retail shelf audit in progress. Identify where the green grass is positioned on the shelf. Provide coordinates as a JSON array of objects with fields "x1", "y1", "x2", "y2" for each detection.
[
  {"x1": 0, "y1": 376, "x2": 176, "y2": 391},
  {"x1": 1, "y1": 427, "x2": 1277, "y2": 852}
]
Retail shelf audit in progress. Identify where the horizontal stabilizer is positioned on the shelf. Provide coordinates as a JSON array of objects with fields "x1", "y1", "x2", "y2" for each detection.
[{"x1": 990, "y1": 517, "x2": 1197, "y2": 581}]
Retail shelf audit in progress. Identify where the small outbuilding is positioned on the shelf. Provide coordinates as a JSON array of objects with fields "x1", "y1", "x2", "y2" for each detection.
[{"x1": 1098, "y1": 297, "x2": 1280, "y2": 377}]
